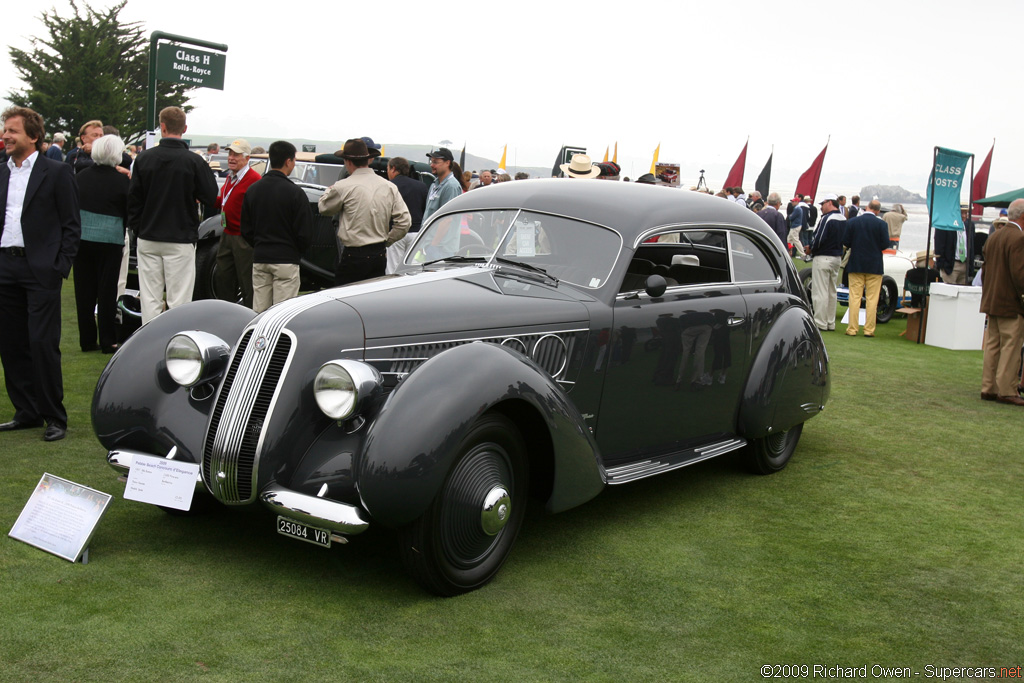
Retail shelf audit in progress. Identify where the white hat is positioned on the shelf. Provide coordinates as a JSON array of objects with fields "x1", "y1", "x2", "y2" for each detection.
[
  {"x1": 818, "y1": 192, "x2": 839, "y2": 204},
  {"x1": 560, "y1": 154, "x2": 601, "y2": 179}
]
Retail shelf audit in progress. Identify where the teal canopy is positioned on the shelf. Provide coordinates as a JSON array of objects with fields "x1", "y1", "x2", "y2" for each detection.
[{"x1": 974, "y1": 187, "x2": 1024, "y2": 208}]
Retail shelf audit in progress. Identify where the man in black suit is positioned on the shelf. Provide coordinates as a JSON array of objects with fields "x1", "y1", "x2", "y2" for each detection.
[{"x1": 0, "y1": 106, "x2": 81, "y2": 441}]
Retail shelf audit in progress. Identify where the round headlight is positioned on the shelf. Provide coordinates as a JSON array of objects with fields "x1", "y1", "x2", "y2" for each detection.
[
  {"x1": 313, "y1": 360, "x2": 382, "y2": 421},
  {"x1": 314, "y1": 363, "x2": 357, "y2": 420},
  {"x1": 164, "y1": 331, "x2": 231, "y2": 388},
  {"x1": 166, "y1": 334, "x2": 203, "y2": 386}
]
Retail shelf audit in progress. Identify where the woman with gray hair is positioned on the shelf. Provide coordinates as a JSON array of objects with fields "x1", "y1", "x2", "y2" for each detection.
[{"x1": 73, "y1": 134, "x2": 130, "y2": 353}]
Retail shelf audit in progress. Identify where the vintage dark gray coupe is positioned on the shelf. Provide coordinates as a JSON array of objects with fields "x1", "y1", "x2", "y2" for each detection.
[{"x1": 93, "y1": 180, "x2": 830, "y2": 595}]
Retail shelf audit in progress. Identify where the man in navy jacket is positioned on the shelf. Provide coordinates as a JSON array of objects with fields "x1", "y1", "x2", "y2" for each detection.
[
  {"x1": 0, "y1": 106, "x2": 81, "y2": 441},
  {"x1": 842, "y1": 199, "x2": 890, "y2": 336}
]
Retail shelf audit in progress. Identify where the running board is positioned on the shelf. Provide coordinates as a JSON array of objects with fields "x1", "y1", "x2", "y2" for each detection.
[{"x1": 604, "y1": 438, "x2": 748, "y2": 485}]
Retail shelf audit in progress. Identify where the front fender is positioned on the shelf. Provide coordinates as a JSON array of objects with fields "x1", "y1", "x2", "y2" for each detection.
[
  {"x1": 738, "y1": 305, "x2": 830, "y2": 439},
  {"x1": 91, "y1": 300, "x2": 257, "y2": 462},
  {"x1": 357, "y1": 342, "x2": 604, "y2": 528}
]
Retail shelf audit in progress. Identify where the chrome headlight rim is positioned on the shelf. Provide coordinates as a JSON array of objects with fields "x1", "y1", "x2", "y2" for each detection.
[
  {"x1": 164, "y1": 331, "x2": 231, "y2": 388},
  {"x1": 314, "y1": 360, "x2": 382, "y2": 421}
]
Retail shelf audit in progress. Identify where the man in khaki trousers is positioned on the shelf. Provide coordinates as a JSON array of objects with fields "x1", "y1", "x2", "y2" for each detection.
[{"x1": 979, "y1": 198, "x2": 1024, "y2": 405}]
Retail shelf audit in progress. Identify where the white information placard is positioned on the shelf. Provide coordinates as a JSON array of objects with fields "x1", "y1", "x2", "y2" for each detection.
[
  {"x1": 124, "y1": 454, "x2": 200, "y2": 511},
  {"x1": 9, "y1": 473, "x2": 112, "y2": 562}
]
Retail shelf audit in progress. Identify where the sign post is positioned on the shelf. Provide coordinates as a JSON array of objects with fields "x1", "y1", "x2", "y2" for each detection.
[{"x1": 147, "y1": 32, "x2": 229, "y2": 136}]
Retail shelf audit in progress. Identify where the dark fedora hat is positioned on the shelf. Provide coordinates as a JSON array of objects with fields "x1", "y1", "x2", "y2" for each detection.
[{"x1": 334, "y1": 138, "x2": 382, "y2": 160}]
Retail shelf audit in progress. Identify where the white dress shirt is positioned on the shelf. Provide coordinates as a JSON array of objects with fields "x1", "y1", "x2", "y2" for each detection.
[{"x1": 2, "y1": 150, "x2": 39, "y2": 248}]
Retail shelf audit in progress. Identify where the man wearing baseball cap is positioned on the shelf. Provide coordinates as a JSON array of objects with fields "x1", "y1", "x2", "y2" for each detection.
[
  {"x1": 808, "y1": 193, "x2": 847, "y2": 331},
  {"x1": 214, "y1": 138, "x2": 259, "y2": 308},
  {"x1": 423, "y1": 148, "x2": 463, "y2": 223}
]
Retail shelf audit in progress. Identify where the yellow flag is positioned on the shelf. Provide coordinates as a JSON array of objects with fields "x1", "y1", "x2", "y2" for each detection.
[
  {"x1": 602, "y1": 146, "x2": 609, "y2": 163},
  {"x1": 613, "y1": 142, "x2": 618, "y2": 164},
  {"x1": 382, "y1": 144, "x2": 386, "y2": 157},
  {"x1": 649, "y1": 143, "x2": 660, "y2": 175},
  {"x1": 498, "y1": 144, "x2": 507, "y2": 171}
]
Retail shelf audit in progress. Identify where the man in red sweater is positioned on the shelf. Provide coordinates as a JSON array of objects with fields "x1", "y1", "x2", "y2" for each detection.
[{"x1": 215, "y1": 138, "x2": 260, "y2": 308}]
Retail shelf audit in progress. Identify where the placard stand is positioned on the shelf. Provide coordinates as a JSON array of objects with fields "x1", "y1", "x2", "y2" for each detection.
[{"x1": 9, "y1": 473, "x2": 112, "y2": 563}]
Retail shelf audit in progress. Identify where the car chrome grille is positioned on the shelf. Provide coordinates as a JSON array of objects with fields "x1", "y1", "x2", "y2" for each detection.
[{"x1": 203, "y1": 294, "x2": 327, "y2": 504}]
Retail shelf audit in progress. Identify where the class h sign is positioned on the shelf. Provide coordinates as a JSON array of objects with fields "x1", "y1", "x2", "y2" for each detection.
[{"x1": 156, "y1": 43, "x2": 226, "y2": 90}]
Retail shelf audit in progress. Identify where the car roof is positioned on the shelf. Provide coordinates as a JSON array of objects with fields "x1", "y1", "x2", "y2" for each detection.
[{"x1": 435, "y1": 178, "x2": 774, "y2": 245}]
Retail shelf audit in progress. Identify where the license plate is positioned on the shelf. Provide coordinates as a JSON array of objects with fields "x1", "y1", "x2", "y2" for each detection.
[{"x1": 276, "y1": 516, "x2": 331, "y2": 548}]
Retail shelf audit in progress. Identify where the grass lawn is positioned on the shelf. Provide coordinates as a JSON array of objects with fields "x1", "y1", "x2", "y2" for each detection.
[{"x1": 1, "y1": 271, "x2": 1021, "y2": 681}]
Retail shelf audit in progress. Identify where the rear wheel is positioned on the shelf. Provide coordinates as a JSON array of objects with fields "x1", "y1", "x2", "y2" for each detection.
[
  {"x1": 747, "y1": 423, "x2": 803, "y2": 475},
  {"x1": 193, "y1": 240, "x2": 219, "y2": 300},
  {"x1": 876, "y1": 276, "x2": 898, "y2": 324},
  {"x1": 399, "y1": 413, "x2": 528, "y2": 596}
]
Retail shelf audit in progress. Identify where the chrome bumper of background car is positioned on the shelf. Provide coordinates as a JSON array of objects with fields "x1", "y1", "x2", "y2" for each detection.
[
  {"x1": 106, "y1": 448, "x2": 205, "y2": 490},
  {"x1": 259, "y1": 483, "x2": 370, "y2": 537}
]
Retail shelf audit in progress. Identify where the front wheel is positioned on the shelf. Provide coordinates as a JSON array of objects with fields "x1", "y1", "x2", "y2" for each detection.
[
  {"x1": 746, "y1": 423, "x2": 803, "y2": 475},
  {"x1": 398, "y1": 413, "x2": 528, "y2": 596}
]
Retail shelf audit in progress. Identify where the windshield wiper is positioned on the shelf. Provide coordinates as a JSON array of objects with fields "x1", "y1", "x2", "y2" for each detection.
[
  {"x1": 493, "y1": 256, "x2": 559, "y2": 285},
  {"x1": 421, "y1": 255, "x2": 487, "y2": 267}
]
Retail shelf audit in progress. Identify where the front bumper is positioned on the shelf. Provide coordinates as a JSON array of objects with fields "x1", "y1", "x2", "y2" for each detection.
[{"x1": 106, "y1": 449, "x2": 370, "y2": 537}]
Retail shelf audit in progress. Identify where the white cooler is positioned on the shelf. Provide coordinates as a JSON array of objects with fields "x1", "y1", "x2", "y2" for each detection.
[{"x1": 924, "y1": 283, "x2": 985, "y2": 350}]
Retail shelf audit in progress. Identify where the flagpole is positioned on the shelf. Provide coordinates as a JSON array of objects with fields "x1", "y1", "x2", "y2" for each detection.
[{"x1": 921, "y1": 146, "x2": 938, "y2": 343}]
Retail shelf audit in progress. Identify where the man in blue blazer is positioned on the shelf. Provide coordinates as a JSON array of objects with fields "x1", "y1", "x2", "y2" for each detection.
[
  {"x1": 0, "y1": 106, "x2": 81, "y2": 441},
  {"x1": 842, "y1": 199, "x2": 890, "y2": 337}
]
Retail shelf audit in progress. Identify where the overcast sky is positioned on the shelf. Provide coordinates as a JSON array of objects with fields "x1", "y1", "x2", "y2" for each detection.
[{"x1": 4, "y1": 0, "x2": 1021, "y2": 196}]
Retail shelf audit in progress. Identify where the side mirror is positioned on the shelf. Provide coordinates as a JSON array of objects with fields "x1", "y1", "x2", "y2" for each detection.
[{"x1": 645, "y1": 274, "x2": 667, "y2": 298}]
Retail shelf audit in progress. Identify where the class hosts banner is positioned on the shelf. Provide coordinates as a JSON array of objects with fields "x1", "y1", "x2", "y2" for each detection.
[{"x1": 927, "y1": 147, "x2": 972, "y2": 231}]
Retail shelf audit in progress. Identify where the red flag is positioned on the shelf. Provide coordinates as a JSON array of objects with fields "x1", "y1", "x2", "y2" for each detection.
[
  {"x1": 971, "y1": 141, "x2": 994, "y2": 217},
  {"x1": 723, "y1": 140, "x2": 748, "y2": 189},
  {"x1": 795, "y1": 142, "x2": 828, "y2": 201}
]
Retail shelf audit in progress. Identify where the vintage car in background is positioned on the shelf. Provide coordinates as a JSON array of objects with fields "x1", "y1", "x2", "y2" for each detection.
[
  {"x1": 799, "y1": 249, "x2": 915, "y2": 324},
  {"x1": 94, "y1": 180, "x2": 831, "y2": 595}
]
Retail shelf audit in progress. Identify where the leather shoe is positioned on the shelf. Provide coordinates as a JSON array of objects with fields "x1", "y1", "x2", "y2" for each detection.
[
  {"x1": 981, "y1": 392, "x2": 998, "y2": 401},
  {"x1": 0, "y1": 419, "x2": 43, "y2": 431},
  {"x1": 43, "y1": 424, "x2": 66, "y2": 441},
  {"x1": 996, "y1": 395, "x2": 1024, "y2": 407}
]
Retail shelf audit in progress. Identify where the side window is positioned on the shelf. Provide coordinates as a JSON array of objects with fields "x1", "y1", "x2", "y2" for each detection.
[
  {"x1": 626, "y1": 229, "x2": 731, "y2": 289},
  {"x1": 729, "y1": 233, "x2": 777, "y2": 282}
]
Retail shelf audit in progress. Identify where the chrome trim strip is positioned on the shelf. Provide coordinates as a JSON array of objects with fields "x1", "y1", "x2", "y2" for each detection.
[
  {"x1": 357, "y1": 327, "x2": 588, "y2": 353},
  {"x1": 605, "y1": 438, "x2": 747, "y2": 485},
  {"x1": 260, "y1": 483, "x2": 369, "y2": 536},
  {"x1": 801, "y1": 403, "x2": 822, "y2": 414}
]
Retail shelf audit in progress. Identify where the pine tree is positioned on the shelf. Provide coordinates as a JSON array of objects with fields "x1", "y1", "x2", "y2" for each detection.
[{"x1": 7, "y1": 1, "x2": 196, "y2": 143}]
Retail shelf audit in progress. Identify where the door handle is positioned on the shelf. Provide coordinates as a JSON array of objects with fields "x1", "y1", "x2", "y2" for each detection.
[{"x1": 727, "y1": 317, "x2": 745, "y2": 326}]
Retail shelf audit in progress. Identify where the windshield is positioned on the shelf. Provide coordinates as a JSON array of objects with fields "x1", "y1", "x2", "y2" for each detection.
[
  {"x1": 290, "y1": 162, "x2": 347, "y2": 187},
  {"x1": 405, "y1": 210, "x2": 622, "y2": 289}
]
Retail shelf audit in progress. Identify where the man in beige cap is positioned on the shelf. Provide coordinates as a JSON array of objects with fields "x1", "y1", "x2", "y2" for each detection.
[
  {"x1": 318, "y1": 138, "x2": 410, "y2": 285},
  {"x1": 214, "y1": 138, "x2": 259, "y2": 308}
]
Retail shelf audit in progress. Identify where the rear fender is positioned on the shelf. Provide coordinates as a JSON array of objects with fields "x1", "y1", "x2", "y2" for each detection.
[
  {"x1": 358, "y1": 342, "x2": 604, "y2": 528},
  {"x1": 738, "y1": 306, "x2": 829, "y2": 439}
]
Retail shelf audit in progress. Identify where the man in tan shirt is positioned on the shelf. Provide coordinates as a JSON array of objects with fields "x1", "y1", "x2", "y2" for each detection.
[{"x1": 318, "y1": 138, "x2": 410, "y2": 286}]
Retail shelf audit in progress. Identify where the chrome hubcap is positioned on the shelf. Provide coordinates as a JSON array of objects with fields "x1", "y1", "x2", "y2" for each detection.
[{"x1": 480, "y1": 486, "x2": 511, "y2": 536}]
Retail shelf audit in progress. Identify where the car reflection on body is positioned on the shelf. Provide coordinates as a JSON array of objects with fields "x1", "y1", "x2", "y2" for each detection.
[{"x1": 93, "y1": 180, "x2": 830, "y2": 595}]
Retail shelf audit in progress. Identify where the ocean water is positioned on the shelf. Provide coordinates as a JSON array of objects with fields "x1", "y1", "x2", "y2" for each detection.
[{"x1": 890, "y1": 203, "x2": 998, "y2": 254}]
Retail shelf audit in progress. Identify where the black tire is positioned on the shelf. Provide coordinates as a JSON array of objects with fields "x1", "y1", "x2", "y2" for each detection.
[
  {"x1": 875, "y1": 276, "x2": 898, "y2": 324},
  {"x1": 193, "y1": 240, "x2": 219, "y2": 301},
  {"x1": 747, "y1": 423, "x2": 803, "y2": 475},
  {"x1": 399, "y1": 413, "x2": 528, "y2": 596},
  {"x1": 800, "y1": 267, "x2": 813, "y2": 302}
]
